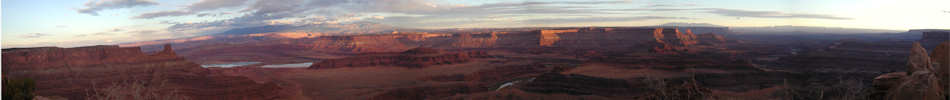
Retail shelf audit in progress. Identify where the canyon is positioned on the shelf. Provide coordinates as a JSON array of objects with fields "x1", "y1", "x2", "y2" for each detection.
[
  {"x1": 2, "y1": 44, "x2": 286, "y2": 100},
  {"x1": 5, "y1": 26, "x2": 949, "y2": 100}
]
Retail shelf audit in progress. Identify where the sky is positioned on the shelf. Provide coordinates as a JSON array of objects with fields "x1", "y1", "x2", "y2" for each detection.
[{"x1": 2, "y1": 0, "x2": 949, "y2": 48}]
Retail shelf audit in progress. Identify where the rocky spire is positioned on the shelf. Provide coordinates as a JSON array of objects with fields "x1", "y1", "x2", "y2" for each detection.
[
  {"x1": 931, "y1": 41, "x2": 950, "y2": 94},
  {"x1": 873, "y1": 42, "x2": 947, "y2": 100},
  {"x1": 933, "y1": 41, "x2": 949, "y2": 70},
  {"x1": 159, "y1": 44, "x2": 176, "y2": 56},
  {"x1": 908, "y1": 42, "x2": 934, "y2": 75}
]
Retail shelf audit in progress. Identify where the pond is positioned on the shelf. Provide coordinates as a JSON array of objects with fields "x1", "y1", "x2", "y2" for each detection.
[
  {"x1": 200, "y1": 62, "x2": 261, "y2": 68},
  {"x1": 260, "y1": 62, "x2": 313, "y2": 68}
]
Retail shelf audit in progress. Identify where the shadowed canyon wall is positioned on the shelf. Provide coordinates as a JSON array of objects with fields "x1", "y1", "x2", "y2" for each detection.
[{"x1": 2, "y1": 44, "x2": 284, "y2": 100}]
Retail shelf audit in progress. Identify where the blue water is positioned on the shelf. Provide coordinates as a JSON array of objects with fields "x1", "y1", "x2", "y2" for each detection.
[
  {"x1": 260, "y1": 62, "x2": 313, "y2": 68},
  {"x1": 200, "y1": 62, "x2": 261, "y2": 68}
]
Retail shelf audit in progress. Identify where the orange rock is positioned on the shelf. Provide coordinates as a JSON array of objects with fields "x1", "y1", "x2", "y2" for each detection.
[{"x1": 538, "y1": 29, "x2": 579, "y2": 47}]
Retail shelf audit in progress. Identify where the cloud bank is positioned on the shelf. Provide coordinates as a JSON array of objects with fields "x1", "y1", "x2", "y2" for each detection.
[{"x1": 78, "y1": 0, "x2": 158, "y2": 15}]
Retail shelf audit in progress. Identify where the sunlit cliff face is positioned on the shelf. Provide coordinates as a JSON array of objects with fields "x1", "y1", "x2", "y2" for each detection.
[{"x1": 452, "y1": 33, "x2": 499, "y2": 48}]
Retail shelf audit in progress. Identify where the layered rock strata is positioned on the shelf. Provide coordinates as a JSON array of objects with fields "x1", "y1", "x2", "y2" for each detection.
[
  {"x1": 1, "y1": 44, "x2": 283, "y2": 100},
  {"x1": 309, "y1": 48, "x2": 489, "y2": 69}
]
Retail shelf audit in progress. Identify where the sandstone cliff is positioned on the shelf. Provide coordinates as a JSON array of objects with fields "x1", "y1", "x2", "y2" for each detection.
[
  {"x1": 2, "y1": 44, "x2": 180, "y2": 71},
  {"x1": 309, "y1": 48, "x2": 489, "y2": 69},
  {"x1": 650, "y1": 28, "x2": 699, "y2": 54},
  {"x1": 932, "y1": 41, "x2": 950, "y2": 98},
  {"x1": 872, "y1": 42, "x2": 946, "y2": 100},
  {"x1": 451, "y1": 33, "x2": 498, "y2": 48},
  {"x1": 907, "y1": 42, "x2": 934, "y2": 74},
  {"x1": 306, "y1": 35, "x2": 411, "y2": 53},
  {"x1": 538, "y1": 29, "x2": 579, "y2": 47},
  {"x1": 1, "y1": 45, "x2": 284, "y2": 100}
]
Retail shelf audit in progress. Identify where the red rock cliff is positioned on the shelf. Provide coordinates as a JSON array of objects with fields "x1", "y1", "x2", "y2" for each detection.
[
  {"x1": 538, "y1": 29, "x2": 579, "y2": 47},
  {"x1": 1, "y1": 45, "x2": 284, "y2": 100},
  {"x1": 650, "y1": 28, "x2": 699, "y2": 53},
  {"x1": 2, "y1": 44, "x2": 180, "y2": 71},
  {"x1": 306, "y1": 35, "x2": 411, "y2": 53},
  {"x1": 451, "y1": 33, "x2": 499, "y2": 48}
]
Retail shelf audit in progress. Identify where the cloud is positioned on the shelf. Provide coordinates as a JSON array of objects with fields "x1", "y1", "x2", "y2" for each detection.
[
  {"x1": 78, "y1": 0, "x2": 158, "y2": 16},
  {"x1": 163, "y1": 0, "x2": 637, "y2": 34},
  {"x1": 187, "y1": 0, "x2": 250, "y2": 11},
  {"x1": 111, "y1": 28, "x2": 125, "y2": 32},
  {"x1": 705, "y1": 8, "x2": 852, "y2": 20},
  {"x1": 75, "y1": 32, "x2": 114, "y2": 37},
  {"x1": 136, "y1": 11, "x2": 191, "y2": 19},
  {"x1": 21, "y1": 33, "x2": 50, "y2": 38},
  {"x1": 647, "y1": 4, "x2": 673, "y2": 7},
  {"x1": 135, "y1": 0, "x2": 248, "y2": 19},
  {"x1": 618, "y1": 8, "x2": 701, "y2": 12},
  {"x1": 196, "y1": 12, "x2": 232, "y2": 17}
]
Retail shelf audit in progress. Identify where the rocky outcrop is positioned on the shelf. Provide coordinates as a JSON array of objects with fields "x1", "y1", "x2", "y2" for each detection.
[
  {"x1": 309, "y1": 48, "x2": 489, "y2": 69},
  {"x1": 932, "y1": 41, "x2": 950, "y2": 97},
  {"x1": 306, "y1": 35, "x2": 411, "y2": 53},
  {"x1": 932, "y1": 42, "x2": 950, "y2": 68},
  {"x1": 451, "y1": 33, "x2": 498, "y2": 48},
  {"x1": 650, "y1": 28, "x2": 699, "y2": 53},
  {"x1": 538, "y1": 29, "x2": 579, "y2": 47},
  {"x1": 1, "y1": 45, "x2": 284, "y2": 100},
  {"x1": 872, "y1": 42, "x2": 946, "y2": 100},
  {"x1": 2, "y1": 44, "x2": 180, "y2": 71},
  {"x1": 907, "y1": 42, "x2": 934, "y2": 74}
]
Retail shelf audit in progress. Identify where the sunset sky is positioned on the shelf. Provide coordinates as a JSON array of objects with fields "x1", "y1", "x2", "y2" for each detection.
[{"x1": 3, "y1": 0, "x2": 949, "y2": 48}]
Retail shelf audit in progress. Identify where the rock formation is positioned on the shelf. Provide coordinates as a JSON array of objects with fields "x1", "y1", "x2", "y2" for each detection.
[
  {"x1": 309, "y1": 48, "x2": 489, "y2": 69},
  {"x1": 932, "y1": 41, "x2": 950, "y2": 97},
  {"x1": 907, "y1": 42, "x2": 934, "y2": 74},
  {"x1": 1, "y1": 44, "x2": 284, "y2": 100},
  {"x1": 538, "y1": 29, "x2": 579, "y2": 47},
  {"x1": 306, "y1": 35, "x2": 411, "y2": 53},
  {"x1": 451, "y1": 33, "x2": 498, "y2": 48},
  {"x1": 872, "y1": 42, "x2": 946, "y2": 100},
  {"x1": 650, "y1": 28, "x2": 699, "y2": 53},
  {"x1": 2, "y1": 44, "x2": 180, "y2": 71}
]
